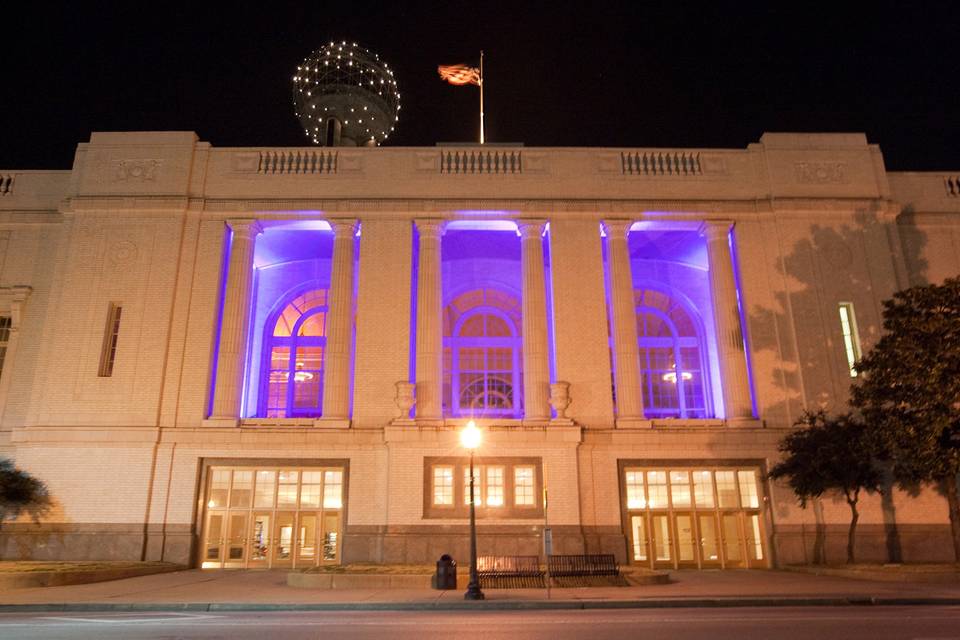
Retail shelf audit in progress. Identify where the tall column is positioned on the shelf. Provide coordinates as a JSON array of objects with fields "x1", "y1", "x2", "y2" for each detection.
[
  {"x1": 321, "y1": 219, "x2": 358, "y2": 420},
  {"x1": 703, "y1": 220, "x2": 754, "y2": 420},
  {"x1": 414, "y1": 219, "x2": 444, "y2": 421},
  {"x1": 603, "y1": 219, "x2": 645, "y2": 421},
  {"x1": 211, "y1": 219, "x2": 262, "y2": 420},
  {"x1": 518, "y1": 219, "x2": 551, "y2": 421}
]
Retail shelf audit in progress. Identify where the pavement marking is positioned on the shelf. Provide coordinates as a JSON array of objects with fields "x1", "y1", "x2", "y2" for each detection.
[{"x1": 36, "y1": 613, "x2": 219, "y2": 625}]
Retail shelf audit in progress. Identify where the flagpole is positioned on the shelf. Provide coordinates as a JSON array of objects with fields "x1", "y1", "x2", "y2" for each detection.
[{"x1": 479, "y1": 51, "x2": 485, "y2": 144}]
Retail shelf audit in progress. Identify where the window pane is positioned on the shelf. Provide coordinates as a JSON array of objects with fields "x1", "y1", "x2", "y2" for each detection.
[
  {"x1": 738, "y1": 470, "x2": 760, "y2": 508},
  {"x1": 298, "y1": 312, "x2": 326, "y2": 337},
  {"x1": 486, "y1": 466, "x2": 504, "y2": 507},
  {"x1": 625, "y1": 470, "x2": 646, "y2": 509},
  {"x1": 230, "y1": 470, "x2": 253, "y2": 508},
  {"x1": 693, "y1": 470, "x2": 715, "y2": 508},
  {"x1": 433, "y1": 466, "x2": 454, "y2": 506},
  {"x1": 267, "y1": 347, "x2": 290, "y2": 418},
  {"x1": 716, "y1": 471, "x2": 738, "y2": 508},
  {"x1": 646, "y1": 471, "x2": 668, "y2": 508},
  {"x1": 208, "y1": 469, "x2": 230, "y2": 508},
  {"x1": 323, "y1": 470, "x2": 343, "y2": 509},
  {"x1": 300, "y1": 471, "x2": 322, "y2": 508},
  {"x1": 670, "y1": 471, "x2": 691, "y2": 508},
  {"x1": 747, "y1": 514, "x2": 764, "y2": 560},
  {"x1": 278, "y1": 470, "x2": 299, "y2": 507},
  {"x1": 254, "y1": 470, "x2": 276, "y2": 508},
  {"x1": 514, "y1": 466, "x2": 535, "y2": 506},
  {"x1": 292, "y1": 346, "x2": 323, "y2": 411}
]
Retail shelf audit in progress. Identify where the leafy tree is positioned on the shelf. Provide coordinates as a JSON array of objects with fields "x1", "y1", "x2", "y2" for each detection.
[
  {"x1": 0, "y1": 459, "x2": 51, "y2": 534},
  {"x1": 769, "y1": 411, "x2": 882, "y2": 564},
  {"x1": 850, "y1": 277, "x2": 960, "y2": 561}
]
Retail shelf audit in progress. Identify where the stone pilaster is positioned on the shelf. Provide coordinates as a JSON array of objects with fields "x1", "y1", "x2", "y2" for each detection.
[
  {"x1": 603, "y1": 219, "x2": 646, "y2": 423},
  {"x1": 210, "y1": 219, "x2": 262, "y2": 421},
  {"x1": 414, "y1": 219, "x2": 445, "y2": 421},
  {"x1": 518, "y1": 219, "x2": 551, "y2": 421},
  {"x1": 320, "y1": 219, "x2": 358, "y2": 421},
  {"x1": 703, "y1": 220, "x2": 754, "y2": 420}
]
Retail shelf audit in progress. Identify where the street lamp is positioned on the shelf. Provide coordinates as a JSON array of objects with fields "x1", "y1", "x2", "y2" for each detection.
[{"x1": 461, "y1": 420, "x2": 485, "y2": 600}]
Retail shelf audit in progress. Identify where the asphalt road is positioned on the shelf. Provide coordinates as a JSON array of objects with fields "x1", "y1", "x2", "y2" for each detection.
[{"x1": 0, "y1": 607, "x2": 958, "y2": 640}]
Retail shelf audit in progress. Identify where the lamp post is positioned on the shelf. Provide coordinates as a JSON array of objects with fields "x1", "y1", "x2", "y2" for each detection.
[{"x1": 461, "y1": 420, "x2": 485, "y2": 600}]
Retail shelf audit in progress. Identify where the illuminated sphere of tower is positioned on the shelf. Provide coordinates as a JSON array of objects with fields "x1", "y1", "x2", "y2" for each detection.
[{"x1": 292, "y1": 41, "x2": 401, "y2": 147}]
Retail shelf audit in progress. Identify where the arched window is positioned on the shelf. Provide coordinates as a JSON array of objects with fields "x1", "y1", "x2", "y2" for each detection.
[
  {"x1": 260, "y1": 289, "x2": 329, "y2": 418},
  {"x1": 443, "y1": 288, "x2": 523, "y2": 418},
  {"x1": 635, "y1": 288, "x2": 708, "y2": 418}
]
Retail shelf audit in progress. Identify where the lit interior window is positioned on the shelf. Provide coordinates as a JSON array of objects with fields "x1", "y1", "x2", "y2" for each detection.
[{"x1": 838, "y1": 302, "x2": 862, "y2": 377}]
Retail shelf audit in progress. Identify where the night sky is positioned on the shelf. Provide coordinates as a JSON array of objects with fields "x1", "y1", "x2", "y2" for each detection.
[{"x1": 2, "y1": 2, "x2": 958, "y2": 170}]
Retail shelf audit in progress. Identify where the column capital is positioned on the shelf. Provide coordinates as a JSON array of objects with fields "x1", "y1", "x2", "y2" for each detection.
[
  {"x1": 601, "y1": 219, "x2": 633, "y2": 240},
  {"x1": 226, "y1": 218, "x2": 263, "y2": 239},
  {"x1": 699, "y1": 219, "x2": 735, "y2": 240},
  {"x1": 414, "y1": 218, "x2": 446, "y2": 239},
  {"x1": 516, "y1": 219, "x2": 547, "y2": 239},
  {"x1": 329, "y1": 218, "x2": 359, "y2": 238}
]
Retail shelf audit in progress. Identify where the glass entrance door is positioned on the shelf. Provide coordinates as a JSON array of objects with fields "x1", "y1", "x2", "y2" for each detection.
[
  {"x1": 650, "y1": 514, "x2": 673, "y2": 567},
  {"x1": 224, "y1": 513, "x2": 248, "y2": 569},
  {"x1": 249, "y1": 512, "x2": 271, "y2": 567},
  {"x1": 629, "y1": 515, "x2": 649, "y2": 564},
  {"x1": 321, "y1": 512, "x2": 340, "y2": 563},
  {"x1": 274, "y1": 512, "x2": 296, "y2": 567},
  {"x1": 721, "y1": 512, "x2": 744, "y2": 567},
  {"x1": 675, "y1": 513, "x2": 697, "y2": 566},
  {"x1": 297, "y1": 514, "x2": 319, "y2": 567},
  {"x1": 203, "y1": 512, "x2": 225, "y2": 567},
  {"x1": 698, "y1": 513, "x2": 721, "y2": 566}
]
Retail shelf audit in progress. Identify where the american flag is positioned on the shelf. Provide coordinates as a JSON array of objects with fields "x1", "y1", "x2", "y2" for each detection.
[{"x1": 438, "y1": 64, "x2": 481, "y2": 86}]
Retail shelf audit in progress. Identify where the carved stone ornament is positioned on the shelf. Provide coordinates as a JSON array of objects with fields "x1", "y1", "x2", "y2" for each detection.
[
  {"x1": 114, "y1": 159, "x2": 162, "y2": 182},
  {"x1": 108, "y1": 240, "x2": 139, "y2": 267},
  {"x1": 795, "y1": 162, "x2": 845, "y2": 184},
  {"x1": 395, "y1": 381, "x2": 416, "y2": 417},
  {"x1": 549, "y1": 381, "x2": 571, "y2": 419}
]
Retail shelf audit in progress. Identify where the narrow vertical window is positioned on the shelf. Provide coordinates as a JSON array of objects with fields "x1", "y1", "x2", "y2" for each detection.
[
  {"x1": 514, "y1": 466, "x2": 535, "y2": 506},
  {"x1": 0, "y1": 316, "x2": 11, "y2": 379},
  {"x1": 625, "y1": 470, "x2": 646, "y2": 509},
  {"x1": 486, "y1": 466, "x2": 504, "y2": 507},
  {"x1": 838, "y1": 303, "x2": 862, "y2": 377},
  {"x1": 433, "y1": 466, "x2": 453, "y2": 506},
  {"x1": 98, "y1": 303, "x2": 122, "y2": 377}
]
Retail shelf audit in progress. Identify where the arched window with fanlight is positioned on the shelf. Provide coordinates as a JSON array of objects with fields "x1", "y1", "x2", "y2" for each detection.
[
  {"x1": 443, "y1": 288, "x2": 523, "y2": 418},
  {"x1": 259, "y1": 288, "x2": 329, "y2": 418},
  {"x1": 635, "y1": 288, "x2": 710, "y2": 418}
]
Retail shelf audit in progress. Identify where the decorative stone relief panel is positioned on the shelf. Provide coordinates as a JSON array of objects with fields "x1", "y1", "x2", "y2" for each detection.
[
  {"x1": 795, "y1": 162, "x2": 846, "y2": 184},
  {"x1": 113, "y1": 159, "x2": 163, "y2": 182}
]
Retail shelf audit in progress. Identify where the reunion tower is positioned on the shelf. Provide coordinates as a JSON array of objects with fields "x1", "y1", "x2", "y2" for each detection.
[{"x1": 292, "y1": 41, "x2": 401, "y2": 147}]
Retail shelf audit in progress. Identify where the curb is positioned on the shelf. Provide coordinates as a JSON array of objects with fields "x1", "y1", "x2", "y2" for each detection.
[
  {"x1": 0, "y1": 564, "x2": 186, "y2": 591},
  {"x1": 2, "y1": 596, "x2": 960, "y2": 613}
]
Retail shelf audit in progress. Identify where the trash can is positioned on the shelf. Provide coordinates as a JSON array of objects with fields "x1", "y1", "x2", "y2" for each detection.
[{"x1": 434, "y1": 554, "x2": 457, "y2": 590}]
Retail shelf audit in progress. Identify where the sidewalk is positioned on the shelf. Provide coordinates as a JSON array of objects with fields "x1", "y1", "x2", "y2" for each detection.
[{"x1": 2, "y1": 568, "x2": 959, "y2": 612}]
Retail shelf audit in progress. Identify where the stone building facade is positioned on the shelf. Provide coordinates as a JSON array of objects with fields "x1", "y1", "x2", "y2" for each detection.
[{"x1": 0, "y1": 131, "x2": 958, "y2": 568}]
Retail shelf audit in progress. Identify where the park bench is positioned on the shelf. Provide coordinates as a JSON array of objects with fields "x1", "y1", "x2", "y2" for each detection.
[
  {"x1": 547, "y1": 553, "x2": 620, "y2": 578},
  {"x1": 477, "y1": 555, "x2": 546, "y2": 588}
]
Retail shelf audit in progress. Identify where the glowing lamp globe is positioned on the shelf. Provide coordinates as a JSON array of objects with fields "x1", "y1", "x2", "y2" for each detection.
[
  {"x1": 292, "y1": 41, "x2": 401, "y2": 147},
  {"x1": 461, "y1": 421, "x2": 482, "y2": 450}
]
